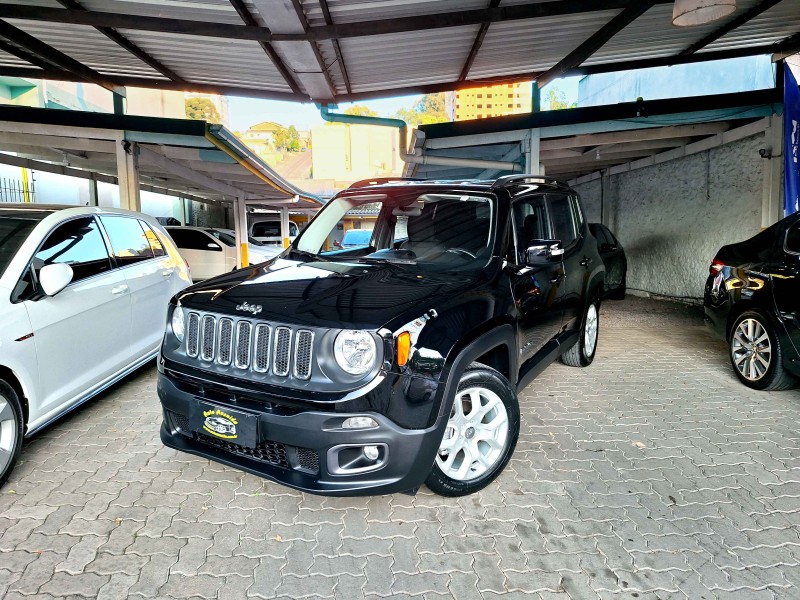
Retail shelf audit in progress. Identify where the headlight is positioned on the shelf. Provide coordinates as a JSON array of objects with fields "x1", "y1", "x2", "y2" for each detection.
[
  {"x1": 171, "y1": 305, "x2": 185, "y2": 342},
  {"x1": 334, "y1": 330, "x2": 376, "y2": 376}
]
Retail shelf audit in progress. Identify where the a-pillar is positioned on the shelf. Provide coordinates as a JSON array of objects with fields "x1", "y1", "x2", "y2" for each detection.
[
  {"x1": 280, "y1": 207, "x2": 291, "y2": 249},
  {"x1": 233, "y1": 197, "x2": 250, "y2": 269},
  {"x1": 115, "y1": 135, "x2": 141, "y2": 211}
]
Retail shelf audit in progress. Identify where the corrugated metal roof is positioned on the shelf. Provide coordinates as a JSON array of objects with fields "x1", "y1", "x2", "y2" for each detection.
[{"x1": 0, "y1": 0, "x2": 797, "y2": 102}]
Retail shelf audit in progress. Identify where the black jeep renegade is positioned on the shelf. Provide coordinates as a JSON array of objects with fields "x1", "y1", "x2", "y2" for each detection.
[{"x1": 158, "y1": 176, "x2": 605, "y2": 496}]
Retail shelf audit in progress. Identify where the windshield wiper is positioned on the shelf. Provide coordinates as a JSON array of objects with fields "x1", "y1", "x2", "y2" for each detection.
[
  {"x1": 289, "y1": 248, "x2": 329, "y2": 262},
  {"x1": 356, "y1": 257, "x2": 417, "y2": 267}
]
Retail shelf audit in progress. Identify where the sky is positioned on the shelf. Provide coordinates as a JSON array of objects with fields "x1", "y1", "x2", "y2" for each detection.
[{"x1": 227, "y1": 77, "x2": 582, "y2": 132}]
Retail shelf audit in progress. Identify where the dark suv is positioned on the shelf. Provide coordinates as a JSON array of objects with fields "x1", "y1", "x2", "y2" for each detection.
[{"x1": 158, "y1": 176, "x2": 605, "y2": 496}]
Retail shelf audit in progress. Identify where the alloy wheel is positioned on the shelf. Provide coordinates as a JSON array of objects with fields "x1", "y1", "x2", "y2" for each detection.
[
  {"x1": 732, "y1": 318, "x2": 772, "y2": 381},
  {"x1": 584, "y1": 303, "x2": 598, "y2": 357},
  {"x1": 0, "y1": 397, "x2": 18, "y2": 477},
  {"x1": 435, "y1": 386, "x2": 509, "y2": 481}
]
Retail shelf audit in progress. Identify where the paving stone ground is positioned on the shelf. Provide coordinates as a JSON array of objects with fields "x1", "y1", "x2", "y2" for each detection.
[{"x1": 3, "y1": 297, "x2": 800, "y2": 599}]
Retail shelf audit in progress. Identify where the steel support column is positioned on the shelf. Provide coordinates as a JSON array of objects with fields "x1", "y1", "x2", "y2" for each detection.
[
  {"x1": 524, "y1": 129, "x2": 541, "y2": 174},
  {"x1": 761, "y1": 114, "x2": 784, "y2": 227},
  {"x1": 280, "y1": 207, "x2": 290, "y2": 248},
  {"x1": 88, "y1": 176, "x2": 98, "y2": 206},
  {"x1": 115, "y1": 136, "x2": 140, "y2": 211},
  {"x1": 234, "y1": 197, "x2": 249, "y2": 268}
]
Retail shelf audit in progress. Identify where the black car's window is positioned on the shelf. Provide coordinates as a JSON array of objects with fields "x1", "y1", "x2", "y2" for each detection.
[
  {"x1": 34, "y1": 216, "x2": 112, "y2": 282},
  {"x1": 787, "y1": 223, "x2": 800, "y2": 254},
  {"x1": 512, "y1": 195, "x2": 549, "y2": 264},
  {"x1": 604, "y1": 226, "x2": 619, "y2": 247},
  {"x1": 168, "y1": 228, "x2": 220, "y2": 251},
  {"x1": 101, "y1": 216, "x2": 155, "y2": 266},
  {"x1": 141, "y1": 222, "x2": 166, "y2": 257},
  {"x1": 590, "y1": 224, "x2": 609, "y2": 246},
  {"x1": 548, "y1": 194, "x2": 577, "y2": 248}
]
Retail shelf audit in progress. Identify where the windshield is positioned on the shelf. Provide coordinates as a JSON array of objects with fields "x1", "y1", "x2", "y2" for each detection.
[
  {"x1": 294, "y1": 190, "x2": 495, "y2": 272},
  {"x1": 0, "y1": 217, "x2": 38, "y2": 278}
]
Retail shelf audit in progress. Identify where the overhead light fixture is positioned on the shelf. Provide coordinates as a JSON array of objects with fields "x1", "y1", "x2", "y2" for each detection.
[{"x1": 673, "y1": 0, "x2": 736, "y2": 26}]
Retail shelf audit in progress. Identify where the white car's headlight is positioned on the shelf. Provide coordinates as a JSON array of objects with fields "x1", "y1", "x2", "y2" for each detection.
[
  {"x1": 334, "y1": 330, "x2": 377, "y2": 376},
  {"x1": 172, "y1": 305, "x2": 185, "y2": 342}
]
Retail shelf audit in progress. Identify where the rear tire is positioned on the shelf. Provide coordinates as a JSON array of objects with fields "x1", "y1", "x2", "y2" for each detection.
[
  {"x1": 561, "y1": 299, "x2": 599, "y2": 367},
  {"x1": 609, "y1": 274, "x2": 626, "y2": 300},
  {"x1": 729, "y1": 311, "x2": 797, "y2": 391},
  {"x1": 425, "y1": 364, "x2": 519, "y2": 497},
  {"x1": 0, "y1": 379, "x2": 23, "y2": 488}
]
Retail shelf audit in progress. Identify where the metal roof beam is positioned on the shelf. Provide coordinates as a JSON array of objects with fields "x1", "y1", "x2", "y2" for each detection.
[
  {"x1": 318, "y1": 0, "x2": 351, "y2": 93},
  {"x1": 55, "y1": 0, "x2": 183, "y2": 82},
  {"x1": 0, "y1": 18, "x2": 123, "y2": 94},
  {"x1": 227, "y1": 0, "x2": 303, "y2": 96},
  {"x1": 680, "y1": 0, "x2": 784, "y2": 56},
  {"x1": 541, "y1": 122, "x2": 730, "y2": 150},
  {"x1": 459, "y1": 0, "x2": 501, "y2": 82},
  {"x1": 285, "y1": 0, "x2": 337, "y2": 99},
  {"x1": 0, "y1": 2, "x2": 673, "y2": 43},
  {"x1": 536, "y1": 1, "x2": 658, "y2": 88}
]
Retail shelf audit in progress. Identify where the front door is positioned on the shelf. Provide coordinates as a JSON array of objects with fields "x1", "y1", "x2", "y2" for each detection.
[
  {"x1": 772, "y1": 221, "x2": 800, "y2": 357},
  {"x1": 23, "y1": 216, "x2": 132, "y2": 422},
  {"x1": 509, "y1": 194, "x2": 565, "y2": 363}
]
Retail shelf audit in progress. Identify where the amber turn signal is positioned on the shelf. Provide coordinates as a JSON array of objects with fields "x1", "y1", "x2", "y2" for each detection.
[{"x1": 396, "y1": 332, "x2": 411, "y2": 366}]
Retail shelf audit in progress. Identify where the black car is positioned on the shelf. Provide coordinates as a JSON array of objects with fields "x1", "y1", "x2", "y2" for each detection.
[
  {"x1": 704, "y1": 212, "x2": 800, "y2": 390},
  {"x1": 589, "y1": 223, "x2": 626, "y2": 299},
  {"x1": 157, "y1": 176, "x2": 605, "y2": 496}
]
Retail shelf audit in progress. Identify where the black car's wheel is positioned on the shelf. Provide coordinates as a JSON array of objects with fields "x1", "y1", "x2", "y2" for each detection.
[
  {"x1": 561, "y1": 299, "x2": 599, "y2": 367},
  {"x1": 609, "y1": 273, "x2": 626, "y2": 300},
  {"x1": 425, "y1": 364, "x2": 519, "y2": 497},
  {"x1": 0, "y1": 379, "x2": 23, "y2": 488},
  {"x1": 730, "y1": 311, "x2": 797, "y2": 391}
]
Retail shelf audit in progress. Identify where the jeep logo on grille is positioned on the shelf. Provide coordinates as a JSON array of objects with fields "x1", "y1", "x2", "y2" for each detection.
[{"x1": 236, "y1": 302, "x2": 262, "y2": 315}]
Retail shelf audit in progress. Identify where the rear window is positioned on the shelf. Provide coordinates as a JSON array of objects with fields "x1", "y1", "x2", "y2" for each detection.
[
  {"x1": 0, "y1": 217, "x2": 38, "y2": 278},
  {"x1": 168, "y1": 228, "x2": 218, "y2": 251}
]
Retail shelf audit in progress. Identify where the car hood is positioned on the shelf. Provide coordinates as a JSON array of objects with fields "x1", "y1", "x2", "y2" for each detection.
[{"x1": 176, "y1": 257, "x2": 477, "y2": 330}]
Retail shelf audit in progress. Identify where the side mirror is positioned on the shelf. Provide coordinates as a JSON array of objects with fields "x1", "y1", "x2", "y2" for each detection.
[
  {"x1": 39, "y1": 263, "x2": 74, "y2": 297},
  {"x1": 526, "y1": 240, "x2": 564, "y2": 265}
]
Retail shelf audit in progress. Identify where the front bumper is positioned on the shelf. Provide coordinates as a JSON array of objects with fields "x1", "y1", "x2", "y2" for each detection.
[{"x1": 157, "y1": 371, "x2": 444, "y2": 496}]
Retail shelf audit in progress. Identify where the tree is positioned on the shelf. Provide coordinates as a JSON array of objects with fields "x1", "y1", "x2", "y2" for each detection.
[
  {"x1": 185, "y1": 97, "x2": 221, "y2": 123},
  {"x1": 287, "y1": 125, "x2": 300, "y2": 152},
  {"x1": 272, "y1": 127, "x2": 288, "y2": 150},
  {"x1": 392, "y1": 93, "x2": 448, "y2": 125},
  {"x1": 343, "y1": 105, "x2": 379, "y2": 117},
  {"x1": 545, "y1": 88, "x2": 577, "y2": 111}
]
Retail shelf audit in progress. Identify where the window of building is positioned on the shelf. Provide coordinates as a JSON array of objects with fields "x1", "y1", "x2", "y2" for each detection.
[
  {"x1": 477, "y1": 104, "x2": 482, "y2": 108},
  {"x1": 477, "y1": 94, "x2": 482, "y2": 98}
]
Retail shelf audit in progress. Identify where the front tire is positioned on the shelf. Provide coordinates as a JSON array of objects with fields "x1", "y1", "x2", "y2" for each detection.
[
  {"x1": 561, "y1": 299, "x2": 599, "y2": 367},
  {"x1": 730, "y1": 311, "x2": 797, "y2": 391},
  {"x1": 425, "y1": 364, "x2": 519, "y2": 497},
  {"x1": 0, "y1": 379, "x2": 23, "y2": 488}
]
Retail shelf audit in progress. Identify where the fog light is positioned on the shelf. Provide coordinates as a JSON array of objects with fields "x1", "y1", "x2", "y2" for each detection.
[
  {"x1": 342, "y1": 416, "x2": 378, "y2": 429},
  {"x1": 363, "y1": 445, "x2": 380, "y2": 461}
]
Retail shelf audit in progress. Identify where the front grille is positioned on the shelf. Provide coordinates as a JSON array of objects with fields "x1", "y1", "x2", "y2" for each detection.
[
  {"x1": 183, "y1": 311, "x2": 314, "y2": 382},
  {"x1": 297, "y1": 447, "x2": 320, "y2": 472},
  {"x1": 197, "y1": 433, "x2": 290, "y2": 469}
]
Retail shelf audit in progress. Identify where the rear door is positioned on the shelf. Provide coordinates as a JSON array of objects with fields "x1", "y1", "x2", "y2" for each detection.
[
  {"x1": 100, "y1": 215, "x2": 168, "y2": 359},
  {"x1": 21, "y1": 216, "x2": 131, "y2": 420},
  {"x1": 547, "y1": 193, "x2": 583, "y2": 331},
  {"x1": 508, "y1": 194, "x2": 565, "y2": 363},
  {"x1": 772, "y1": 221, "x2": 800, "y2": 357}
]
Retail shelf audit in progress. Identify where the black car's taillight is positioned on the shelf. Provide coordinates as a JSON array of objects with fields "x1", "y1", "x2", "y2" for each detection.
[{"x1": 709, "y1": 258, "x2": 725, "y2": 275}]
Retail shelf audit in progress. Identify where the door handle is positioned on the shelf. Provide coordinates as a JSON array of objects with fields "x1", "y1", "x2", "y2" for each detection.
[
  {"x1": 550, "y1": 273, "x2": 564, "y2": 284},
  {"x1": 161, "y1": 270, "x2": 172, "y2": 277},
  {"x1": 580, "y1": 257, "x2": 593, "y2": 267},
  {"x1": 111, "y1": 284, "x2": 129, "y2": 295}
]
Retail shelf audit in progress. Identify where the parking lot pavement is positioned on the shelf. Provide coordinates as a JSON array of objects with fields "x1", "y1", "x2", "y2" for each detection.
[{"x1": 2, "y1": 297, "x2": 800, "y2": 600}]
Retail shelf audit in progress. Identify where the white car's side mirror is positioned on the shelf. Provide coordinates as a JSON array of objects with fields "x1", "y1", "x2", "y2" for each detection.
[{"x1": 39, "y1": 263, "x2": 74, "y2": 297}]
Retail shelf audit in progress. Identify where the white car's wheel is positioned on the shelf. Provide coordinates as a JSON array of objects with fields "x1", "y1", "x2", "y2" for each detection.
[{"x1": 0, "y1": 379, "x2": 23, "y2": 487}]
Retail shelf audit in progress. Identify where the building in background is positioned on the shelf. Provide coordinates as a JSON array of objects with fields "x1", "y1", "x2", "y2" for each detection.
[
  {"x1": 447, "y1": 82, "x2": 533, "y2": 121},
  {"x1": 311, "y1": 123, "x2": 401, "y2": 187}
]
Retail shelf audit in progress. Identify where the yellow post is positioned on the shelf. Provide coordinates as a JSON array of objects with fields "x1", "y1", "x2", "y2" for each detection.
[{"x1": 21, "y1": 167, "x2": 31, "y2": 203}]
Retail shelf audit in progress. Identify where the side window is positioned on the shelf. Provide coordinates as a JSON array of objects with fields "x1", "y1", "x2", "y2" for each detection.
[
  {"x1": 140, "y1": 222, "x2": 166, "y2": 257},
  {"x1": 590, "y1": 224, "x2": 608, "y2": 246},
  {"x1": 253, "y1": 222, "x2": 279, "y2": 237},
  {"x1": 548, "y1": 194, "x2": 577, "y2": 248},
  {"x1": 101, "y1": 216, "x2": 155, "y2": 266},
  {"x1": 33, "y1": 217, "x2": 112, "y2": 284},
  {"x1": 290, "y1": 223, "x2": 299, "y2": 236},
  {"x1": 787, "y1": 223, "x2": 800, "y2": 254},
  {"x1": 168, "y1": 228, "x2": 221, "y2": 251},
  {"x1": 512, "y1": 195, "x2": 549, "y2": 264},
  {"x1": 604, "y1": 226, "x2": 619, "y2": 247}
]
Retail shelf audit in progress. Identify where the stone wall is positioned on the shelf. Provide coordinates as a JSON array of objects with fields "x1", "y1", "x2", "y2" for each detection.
[{"x1": 573, "y1": 134, "x2": 768, "y2": 301}]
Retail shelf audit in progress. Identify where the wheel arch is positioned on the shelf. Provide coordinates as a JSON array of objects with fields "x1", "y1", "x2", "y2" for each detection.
[{"x1": 0, "y1": 365, "x2": 28, "y2": 430}]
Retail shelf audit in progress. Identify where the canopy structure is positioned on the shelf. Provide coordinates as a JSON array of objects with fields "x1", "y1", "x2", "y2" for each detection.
[{"x1": 0, "y1": 1, "x2": 797, "y2": 103}]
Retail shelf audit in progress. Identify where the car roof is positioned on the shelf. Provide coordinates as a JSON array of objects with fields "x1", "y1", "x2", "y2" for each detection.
[
  {"x1": 335, "y1": 176, "x2": 574, "y2": 199},
  {"x1": 0, "y1": 204, "x2": 166, "y2": 224}
]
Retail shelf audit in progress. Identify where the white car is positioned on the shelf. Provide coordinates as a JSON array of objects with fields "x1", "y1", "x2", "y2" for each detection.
[
  {"x1": 0, "y1": 205, "x2": 191, "y2": 486},
  {"x1": 165, "y1": 226, "x2": 281, "y2": 281},
  {"x1": 249, "y1": 219, "x2": 300, "y2": 246}
]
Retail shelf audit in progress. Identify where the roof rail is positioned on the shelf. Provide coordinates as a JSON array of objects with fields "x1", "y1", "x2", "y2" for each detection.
[
  {"x1": 490, "y1": 175, "x2": 571, "y2": 190},
  {"x1": 348, "y1": 177, "x2": 424, "y2": 189}
]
